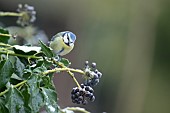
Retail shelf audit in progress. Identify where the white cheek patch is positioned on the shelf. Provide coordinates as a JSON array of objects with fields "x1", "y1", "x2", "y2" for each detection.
[
  {"x1": 63, "y1": 35, "x2": 69, "y2": 44},
  {"x1": 68, "y1": 34, "x2": 73, "y2": 43}
]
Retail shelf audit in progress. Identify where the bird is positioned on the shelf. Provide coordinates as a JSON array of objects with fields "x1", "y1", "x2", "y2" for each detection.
[{"x1": 49, "y1": 31, "x2": 76, "y2": 56}]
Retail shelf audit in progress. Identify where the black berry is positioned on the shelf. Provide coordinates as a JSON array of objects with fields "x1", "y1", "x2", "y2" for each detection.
[
  {"x1": 71, "y1": 85, "x2": 95, "y2": 105},
  {"x1": 80, "y1": 84, "x2": 85, "y2": 88},
  {"x1": 93, "y1": 73, "x2": 98, "y2": 79},
  {"x1": 82, "y1": 100, "x2": 88, "y2": 105},
  {"x1": 97, "y1": 71, "x2": 102, "y2": 78},
  {"x1": 90, "y1": 95, "x2": 95, "y2": 102}
]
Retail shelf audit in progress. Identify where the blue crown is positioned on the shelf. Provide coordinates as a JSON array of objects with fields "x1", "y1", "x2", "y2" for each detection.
[{"x1": 63, "y1": 31, "x2": 76, "y2": 42}]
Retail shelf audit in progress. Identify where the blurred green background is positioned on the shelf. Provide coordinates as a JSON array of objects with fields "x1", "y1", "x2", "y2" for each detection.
[{"x1": 0, "y1": 0, "x2": 170, "y2": 113}]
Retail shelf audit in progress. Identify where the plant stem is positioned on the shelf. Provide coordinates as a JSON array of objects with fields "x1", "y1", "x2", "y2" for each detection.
[
  {"x1": 0, "y1": 43, "x2": 12, "y2": 47},
  {"x1": 0, "y1": 80, "x2": 27, "y2": 96},
  {"x1": 68, "y1": 70, "x2": 81, "y2": 88},
  {"x1": 52, "y1": 59, "x2": 83, "y2": 88},
  {"x1": 0, "y1": 12, "x2": 23, "y2": 17},
  {"x1": 0, "y1": 50, "x2": 42, "y2": 59},
  {"x1": 64, "y1": 107, "x2": 90, "y2": 113},
  {"x1": 43, "y1": 67, "x2": 85, "y2": 88},
  {"x1": 0, "y1": 33, "x2": 12, "y2": 37},
  {"x1": 43, "y1": 67, "x2": 85, "y2": 75},
  {"x1": 0, "y1": 43, "x2": 42, "y2": 59}
]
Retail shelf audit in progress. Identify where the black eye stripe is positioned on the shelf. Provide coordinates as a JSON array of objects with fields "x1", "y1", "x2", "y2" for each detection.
[
  {"x1": 62, "y1": 34, "x2": 69, "y2": 46},
  {"x1": 67, "y1": 33, "x2": 69, "y2": 40},
  {"x1": 62, "y1": 32, "x2": 66, "y2": 37}
]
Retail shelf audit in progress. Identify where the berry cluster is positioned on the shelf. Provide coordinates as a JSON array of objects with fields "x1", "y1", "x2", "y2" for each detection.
[
  {"x1": 17, "y1": 4, "x2": 36, "y2": 26},
  {"x1": 71, "y1": 84, "x2": 95, "y2": 105},
  {"x1": 71, "y1": 61, "x2": 102, "y2": 105},
  {"x1": 84, "y1": 61, "x2": 102, "y2": 87}
]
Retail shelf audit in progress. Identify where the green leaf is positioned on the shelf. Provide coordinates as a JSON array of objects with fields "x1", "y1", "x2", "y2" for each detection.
[
  {"x1": 22, "y1": 68, "x2": 32, "y2": 79},
  {"x1": 41, "y1": 88, "x2": 58, "y2": 113},
  {"x1": 11, "y1": 73, "x2": 22, "y2": 81},
  {"x1": 21, "y1": 84, "x2": 34, "y2": 113},
  {"x1": 32, "y1": 65, "x2": 47, "y2": 74},
  {"x1": 5, "y1": 86, "x2": 25, "y2": 113},
  {"x1": 60, "y1": 58, "x2": 71, "y2": 67},
  {"x1": 27, "y1": 75, "x2": 40, "y2": 97},
  {"x1": 34, "y1": 59, "x2": 44, "y2": 68},
  {"x1": 27, "y1": 75, "x2": 44, "y2": 112},
  {"x1": 14, "y1": 57, "x2": 25, "y2": 78},
  {"x1": 30, "y1": 92, "x2": 44, "y2": 113},
  {"x1": 0, "y1": 97, "x2": 9, "y2": 113},
  {"x1": 0, "y1": 28, "x2": 10, "y2": 44},
  {"x1": 39, "y1": 40, "x2": 54, "y2": 58},
  {"x1": 44, "y1": 59, "x2": 53, "y2": 68},
  {"x1": 0, "y1": 59, "x2": 14, "y2": 88},
  {"x1": 10, "y1": 74, "x2": 22, "y2": 85},
  {"x1": 41, "y1": 76, "x2": 55, "y2": 90},
  {"x1": 21, "y1": 84, "x2": 44, "y2": 113},
  {"x1": 13, "y1": 45, "x2": 41, "y2": 55}
]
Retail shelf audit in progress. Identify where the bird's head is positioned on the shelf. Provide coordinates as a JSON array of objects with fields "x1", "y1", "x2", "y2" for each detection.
[{"x1": 62, "y1": 31, "x2": 76, "y2": 46}]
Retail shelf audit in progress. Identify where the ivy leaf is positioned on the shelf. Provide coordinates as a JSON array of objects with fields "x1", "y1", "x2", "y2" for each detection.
[
  {"x1": 41, "y1": 76, "x2": 55, "y2": 90},
  {"x1": 10, "y1": 74, "x2": 22, "y2": 85},
  {"x1": 22, "y1": 84, "x2": 44, "y2": 113},
  {"x1": 0, "y1": 97, "x2": 9, "y2": 112},
  {"x1": 27, "y1": 75, "x2": 40, "y2": 97},
  {"x1": 0, "y1": 59, "x2": 14, "y2": 89},
  {"x1": 27, "y1": 75, "x2": 44, "y2": 112},
  {"x1": 5, "y1": 86, "x2": 25, "y2": 113},
  {"x1": 0, "y1": 28, "x2": 10, "y2": 44},
  {"x1": 22, "y1": 68, "x2": 32, "y2": 79},
  {"x1": 13, "y1": 45, "x2": 41, "y2": 55},
  {"x1": 21, "y1": 85, "x2": 32, "y2": 113},
  {"x1": 39, "y1": 40, "x2": 54, "y2": 58},
  {"x1": 33, "y1": 59, "x2": 44, "y2": 68},
  {"x1": 60, "y1": 58, "x2": 71, "y2": 67},
  {"x1": 30, "y1": 92, "x2": 44, "y2": 112},
  {"x1": 11, "y1": 73, "x2": 22, "y2": 81},
  {"x1": 14, "y1": 57, "x2": 25, "y2": 78},
  {"x1": 41, "y1": 88, "x2": 58, "y2": 113},
  {"x1": 43, "y1": 59, "x2": 53, "y2": 68},
  {"x1": 32, "y1": 65, "x2": 47, "y2": 74}
]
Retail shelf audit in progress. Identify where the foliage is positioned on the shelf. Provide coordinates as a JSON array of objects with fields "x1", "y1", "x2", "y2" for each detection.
[{"x1": 0, "y1": 4, "x2": 102, "y2": 113}]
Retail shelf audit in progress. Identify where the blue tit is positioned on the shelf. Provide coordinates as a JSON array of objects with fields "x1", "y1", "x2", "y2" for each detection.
[{"x1": 49, "y1": 31, "x2": 76, "y2": 56}]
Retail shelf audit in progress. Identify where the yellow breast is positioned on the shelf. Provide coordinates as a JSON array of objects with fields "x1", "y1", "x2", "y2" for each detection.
[{"x1": 50, "y1": 36, "x2": 74, "y2": 56}]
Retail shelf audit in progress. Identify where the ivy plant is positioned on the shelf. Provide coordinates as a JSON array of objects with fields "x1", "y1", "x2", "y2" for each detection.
[{"x1": 0, "y1": 4, "x2": 102, "y2": 113}]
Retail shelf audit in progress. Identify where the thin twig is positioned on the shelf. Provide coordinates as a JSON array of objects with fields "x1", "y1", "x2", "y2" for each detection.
[
  {"x1": 0, "y1": 80, "x2": 27, "y2": 96},
  {"x1": 0, "y1": 33, "x2": 12, "y2": 37},
  {"x1": 0, "y1": 43, "x2": 12, "y2": 47},
  {"x1": 0, "y1": 12, "x2": 23, "y2": 17},
  {"x1": 52, "y1": 59, "x2": 83, "y2": 88},
  {"x1": 0, "y1": 50, "x2": 42, "y2": 59},
  {"x1": 43, "y1": 67, "x2": 85, "y2": 75},
  {"x1": 64, "y1": 107, "x2": 90, "y2": 113}
]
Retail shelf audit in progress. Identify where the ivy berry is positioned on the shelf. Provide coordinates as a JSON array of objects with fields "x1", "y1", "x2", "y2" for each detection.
[
  {"x1": 71, "y1": 84, "x2": 95, "y2": 105},
  {"x1": 17, "y1": 4, "x2": 36, "y2": 26},
  {"x1": 84, "y1": 61, "x2": 102, "y2": 87}
]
